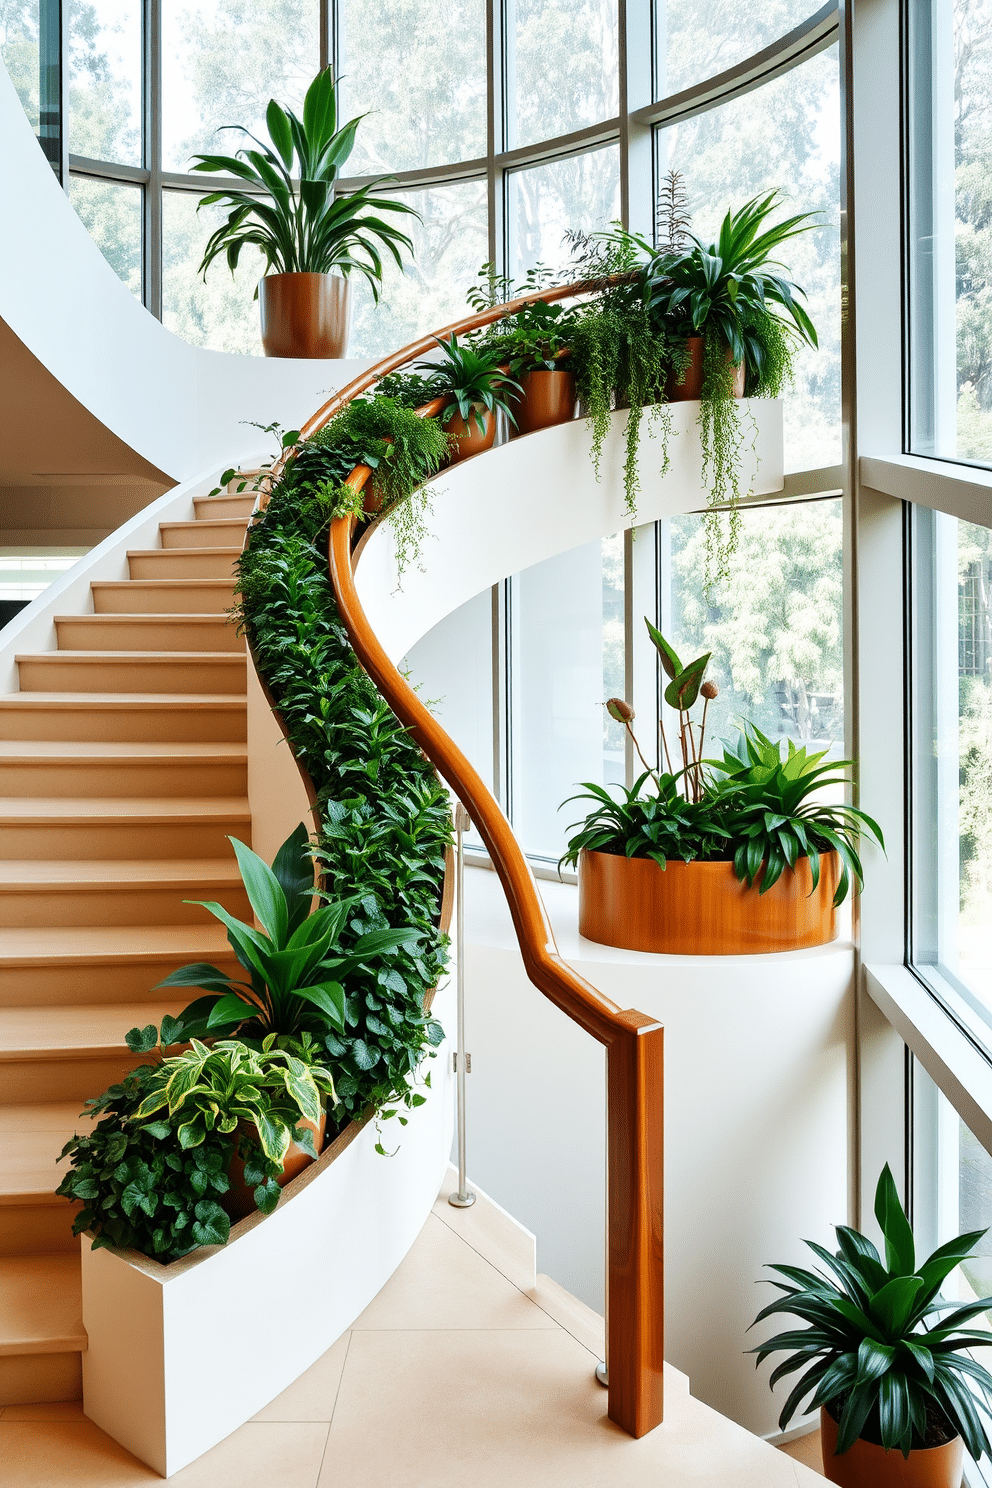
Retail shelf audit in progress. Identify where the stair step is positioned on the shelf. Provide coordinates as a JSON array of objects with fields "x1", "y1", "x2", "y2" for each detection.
[
  {"x1": 0, "y1": 922, "x2": 239, "y2": 1007},
  {"x1": 160, "y1": 518, "x2": 249, "y2": 549},
  {"x1": 127, "y1": 547, "x2": 240, "y2": 581},
  {"x1": 0, "y1": 1104, "x2": 87, "y2": 1256},
  {"x1": 0, "y1": 694, "x2": 246, "y2": 743},
  {"x1": 55, "y1": 614, "x2": 244, "y2": 654},
  {"x1": 0, "y1": 795, "x2": 250, "y2": 860},
  {"x1": 0, "y1": 1002, "x2": 182, "y2": 1104},
  {"x1": 0, "y1": 1254, "x2": 84, "y2": 1405},
  {"x1": 0, "y1": 741, "x2": 248, "y2": 798},
  {"x1": 0, "y1": 858, "x2": 250, "y2": 929},
  {"x1": 15, "y1": 651, "x2": 246, "y2": 695},
  {"x1": 91, "y1": 580, "x2": 236, "y2": 615},
  {"x1": 193, "y1": 494, "x2": 256, "y2": 520}
]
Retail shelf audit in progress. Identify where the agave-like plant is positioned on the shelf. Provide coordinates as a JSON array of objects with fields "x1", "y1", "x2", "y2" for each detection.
[
  {"x1": 646, "y1": 191, "x2": 820, "y2": 379},
  {"x1": 192, "y1": 69, "x2": 418, "y2": 295},
  {"x1": 414, "y1": 334, "x2": 523, "y2": 435},
  {"x1": 752, "y1": 1164, "x2": 992, "y2": 1460}
]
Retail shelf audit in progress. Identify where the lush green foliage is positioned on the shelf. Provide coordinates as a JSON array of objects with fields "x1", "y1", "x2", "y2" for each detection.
[
  {"x1": 193, "y1": 69, "x2": 417, "y2": 293},
  {"x1": 56, "y1": 1062, "x2": 233, "y2": 1261},
  {"x1": 415, "y1": 334, "x2": 522, "y2": 435},
  {"x1": 235, "y1": 466, "x2": 450, "y2": 1132},
  {"x1": 562, "y1": 627, "x2": 881, "y2": 904},
  {"x1": 751, "y1": 1164, "x2": 992, "y2": 1460}
]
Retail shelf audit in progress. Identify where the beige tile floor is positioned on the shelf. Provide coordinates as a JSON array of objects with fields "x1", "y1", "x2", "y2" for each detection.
[{"x1": 0, "y1": 1179, "x2": 824, "y2": 1487}]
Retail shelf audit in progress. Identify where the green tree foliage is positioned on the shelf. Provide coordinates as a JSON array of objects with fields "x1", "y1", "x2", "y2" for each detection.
[{"x1": 955, "y1": 0, "x2": 992, "y2": 457}]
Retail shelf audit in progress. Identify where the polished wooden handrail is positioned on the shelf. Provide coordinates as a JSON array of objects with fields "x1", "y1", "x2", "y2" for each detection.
[{"x1": 315, "y1": 278, "x2": 664, "y2": 1437}]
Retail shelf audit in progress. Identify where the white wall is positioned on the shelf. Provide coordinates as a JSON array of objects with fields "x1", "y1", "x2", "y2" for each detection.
[{"x1": 462, "y1": 865, "x2": 853, "y2": 1440}]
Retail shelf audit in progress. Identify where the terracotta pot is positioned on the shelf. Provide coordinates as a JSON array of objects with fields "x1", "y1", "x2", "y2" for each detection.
[
  {"x1": 259, "y1": 273, "x2": 351, "y2": 359},
  {"x1": 819, "y1": 1407, "x2": 964, "y2": 1488},
  {"x1": 443, "y1": 405, "x2": 497, "y2": 462},
  {"x1": 224, "y1": 1110, "x2": 327, "y2": 1221},
  {"x1": 578, "y1": 850, "x2": 840, "y2": 955},
  {"x1": 510, "y1": 369, "x2": 577, "y2": 436},
  {"x1": 665, "y1": 335, "x2": 745, "y2": 401}
]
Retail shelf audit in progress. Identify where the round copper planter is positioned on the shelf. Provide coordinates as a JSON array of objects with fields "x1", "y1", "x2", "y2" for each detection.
[
  {"x1": 224, "y1": 1111, "x2": 327, "y2": 1221},
  {"x1": 444, "y1": 405, "x2": 497, "y2": 462},
  {"x1": 510, "y1": 369, "x2": 577, "y2": 435},
  {"x1": 578, "y1": 850, "x2": 839, "y2": 955},
  {"x1": 665, "y1": 334, "x2": 745, "y2": 401},
  {"x1": 259, "y1": 273, "x2": 351, "y2": 359},
  {"x1": 820, "y1": 1408, "x2": 964, "y2": 1488}
]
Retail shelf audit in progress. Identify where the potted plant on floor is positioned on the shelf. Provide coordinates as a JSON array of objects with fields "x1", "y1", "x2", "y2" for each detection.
[
  {"x1": 560, "y1": 622, "x2": 882, "y2": 955},
  {"x1": 413, "y1": 334, "x2": 522, "y2": 461},
  {"x1": 751, "y1": 1163, "x2": 992, "y2": 1486},
  {"x1": 192, "y1": 69, "x2": 419, "y2": 358}
]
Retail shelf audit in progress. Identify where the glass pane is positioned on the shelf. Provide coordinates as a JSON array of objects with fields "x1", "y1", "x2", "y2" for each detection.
[
  {"x1": 508, "y1": 0, "x2": 618, "y2": 150},
  {"x1": 508, "y1": 145, "x2": 621, "y2": 281},
  {"x1": 914, "y1": 1066, "x2": 992, "y2": 1328},
  {"x1": 162, "y1": 0, "x2": 319, "y2": 172},
  {"x1": 908, "y1": 0, "x2": 992, "y2": 464},
  {"x1": 666, "y1": 499, "x2": 845, "y2": 756},
  {"x1": 68, "y1": 174, "x2": 142, "y2": 297},
  {"x1": 349, "y1": 180, "x2": 488, "y2": 361},
  {"x1": 1, "y1": 1, "x2": 40, "y2": 132},
  {"x1": 656, "y1": 44, "x2": 841, "y2": 473},
  {"x1": 510, "y1": 534, "x2": 625, "y2": 861},
  {"x1": 913, "y1": 509, "x2": 992, "y2": 1016},
  {"x1": 67, "y1": 0, "x2": 141, "y2": 165},
  {"x1": 162, "y1": 190, "x2": 261, "y2": 353},
  {"x1": 655, "y1": 0, "x2": 822, "y2": 99},
  {"x1": 339, "y1": 0, "x2": 485, "y2": 172}
]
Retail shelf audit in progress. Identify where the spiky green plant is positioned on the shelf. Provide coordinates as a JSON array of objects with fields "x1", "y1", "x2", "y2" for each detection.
[{"x1": 751, "y1": 1164, "x2": 992, "y2": 1461}]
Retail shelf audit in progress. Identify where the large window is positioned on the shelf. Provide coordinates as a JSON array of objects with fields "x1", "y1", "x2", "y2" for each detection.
[
  {"x1": 5, "y1": 0, "x2": 843, "y2": 367},
  {"x1": 912, "y1": 507, "x2": 992, "y2": 1034},
  {"x1": 908, "y1": 0, "x2": 992, "y2": 467}
]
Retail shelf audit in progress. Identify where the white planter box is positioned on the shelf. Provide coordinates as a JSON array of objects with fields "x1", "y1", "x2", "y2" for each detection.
[{"x1": 80, "y1": 978, "x2": 454, "y2": 1477}]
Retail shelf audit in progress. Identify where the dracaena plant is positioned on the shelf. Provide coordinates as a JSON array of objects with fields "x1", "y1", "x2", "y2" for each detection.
[
  {"x1": 159, "y1": 824, "x2": 424, "y2": 1043},
  {"x1": 414, "y1": 334, "x2": 523, "y2": 436},
  {"x1": 751, "y1": 1163, "x2": 992, "y2": 1461},
  {"x1": 193, "y1": 68, "x2": 418, "y2": 295}
]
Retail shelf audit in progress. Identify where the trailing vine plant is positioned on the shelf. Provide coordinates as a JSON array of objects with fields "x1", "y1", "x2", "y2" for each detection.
[{"x1": 234, "y1": 467, "x2": 451, "y2": 1132}]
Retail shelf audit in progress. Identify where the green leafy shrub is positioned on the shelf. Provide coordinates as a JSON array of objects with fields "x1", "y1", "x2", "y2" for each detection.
[
  {"x1": 235, "y1": 463, "x2": 450, "y2": 1131},
  {"x1": 751, "y1": 1164, "x2": 992, "y2": 1461},
  {"x1": 56, "y1": 1063, "x2": 233, "y2": 1260}
]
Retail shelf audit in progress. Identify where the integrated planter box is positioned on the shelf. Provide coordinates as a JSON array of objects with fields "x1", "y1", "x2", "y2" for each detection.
[{"x1": 578, "y1": 850, "x2": 840, "y2": 955}]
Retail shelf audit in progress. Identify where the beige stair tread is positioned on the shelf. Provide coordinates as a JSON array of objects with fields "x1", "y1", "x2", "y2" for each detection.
[
  {"x1": 0, "y1": 922, "x2": 235, "y2": 967},
  {"x1": 0, "y1": 1254, "x2": 85, "y2": 1355},
  {"x1": 0, "y1": 796, "x2": 249, "y2": 821},
  {"x1": 0, "y1": 859, "x2": 240, "y2": 888},
  {"x1": 0, "y1": 742, "x2": 247, "y2": 761},
  {"x1": 126, "y1": 546, "x2": 242, "y2": 558},
  {"x1": 54, "y1": 613, "x2": 236, "y2": 625},
  {"x1": 0, "y1": 1002, "x2": 186, "y2": 1060},
  {"x1": 159, "y1": 520, "x2": 247, "y2": 532},
  {"x1": 0, "y1": 692, "x2": 245, "y2": 709},
  {"x1": 90, "y1": 579, "x2": 235, "y2": 591},
  {"x1": 16, "y1": 651, "x2": 244, "y2": 663},
  {"x1": 0, "y1": 1104, "x2": 95, "y2": 1204}
]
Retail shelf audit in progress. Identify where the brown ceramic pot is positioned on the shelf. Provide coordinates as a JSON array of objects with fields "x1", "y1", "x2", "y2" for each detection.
[
  {"x1": 444, "y1": 405, "x2": 497, "y2": 462},
  {"x1": 510, "y1": 369, "x2": 577, "y2": 436},
  {"x1": 224, "y1": 1110, "x2": 327, "y2": 1221},
  {"x1": 258, "y1": 273, "x2": 351, "y2": 359},
  {"x1": 665, "y1": 334, "x2": 745, "y2": 401},
  {"x1": 819, "y1": 1407, "x2": 964, "y2": 1488},
  {"x1": 578, "y1": 850, "x2": 840, "y2": 955}
]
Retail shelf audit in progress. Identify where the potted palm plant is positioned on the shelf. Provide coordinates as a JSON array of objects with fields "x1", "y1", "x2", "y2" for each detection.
[
  {"x1": 192, "y1": 69, "x2": 418, "y2": 358},
  {"x1": 414, "y1": 334, "x2": 522, "y2": 461},
  {"x1": 561, "y1": 622, "x2": 882, "y2": 955},
  {"x1": 752, "y1": 1163, "x2": 992, "y2": 1486}
]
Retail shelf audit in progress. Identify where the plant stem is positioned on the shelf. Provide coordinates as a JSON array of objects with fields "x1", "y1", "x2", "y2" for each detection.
[
  {"x1": 625, "y1": 720, "x2": 662, "y2": 790},
  {"x1": 658, "y1": 713, "x2": 674, "y2": 775},
  {"x1": 698, "y1": 697, "x2": 710, "y2": 798},
  {"x1": 679, "y1": 712, "x2": 690, "y2": 801}
]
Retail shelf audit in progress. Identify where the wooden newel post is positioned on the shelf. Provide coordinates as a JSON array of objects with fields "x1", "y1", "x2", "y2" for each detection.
[{"x1": 606, "y1": 1017, "x2": 665, "y2": 1438}]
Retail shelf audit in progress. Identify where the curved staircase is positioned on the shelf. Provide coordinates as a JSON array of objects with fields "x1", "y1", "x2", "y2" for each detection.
[{"x1": 0, "y1": 487, "x2": 254, "y2": 1408}]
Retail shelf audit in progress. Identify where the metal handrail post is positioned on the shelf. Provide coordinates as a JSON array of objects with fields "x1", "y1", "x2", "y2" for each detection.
[{"x1": 448, "y1": 803, "x2": 475, "y2": 1209}]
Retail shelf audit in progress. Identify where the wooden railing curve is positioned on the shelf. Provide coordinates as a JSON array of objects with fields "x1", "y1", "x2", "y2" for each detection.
[{"x1": 314, "y1": 279, "x2": 664, "y2": 1438}]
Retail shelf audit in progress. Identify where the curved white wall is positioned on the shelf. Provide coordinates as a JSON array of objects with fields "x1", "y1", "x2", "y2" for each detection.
[{"x1": 0, "y1": 64, "x2": 369, "y2": 485}]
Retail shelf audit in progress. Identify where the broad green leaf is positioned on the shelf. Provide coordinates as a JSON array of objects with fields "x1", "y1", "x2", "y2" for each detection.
[
  {"x1": 874, "y1": 1163, "x2": 915, "y2": 1276},
  {"x1": 644, "y1": 618, "x2": 682, "y2": 680},
  {"x1": 205, "y1": 993, "x2": 257, "y2": 1030},
  {"x1": 229, "y1": 836, "x2": 289, "y2": 945},
  {"x1": 293, "y1": 980, "x2": 346, "y2": 1030},
  {"x1": 868, "y1": 1275, "x2": 924, "y2": 1339}
]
